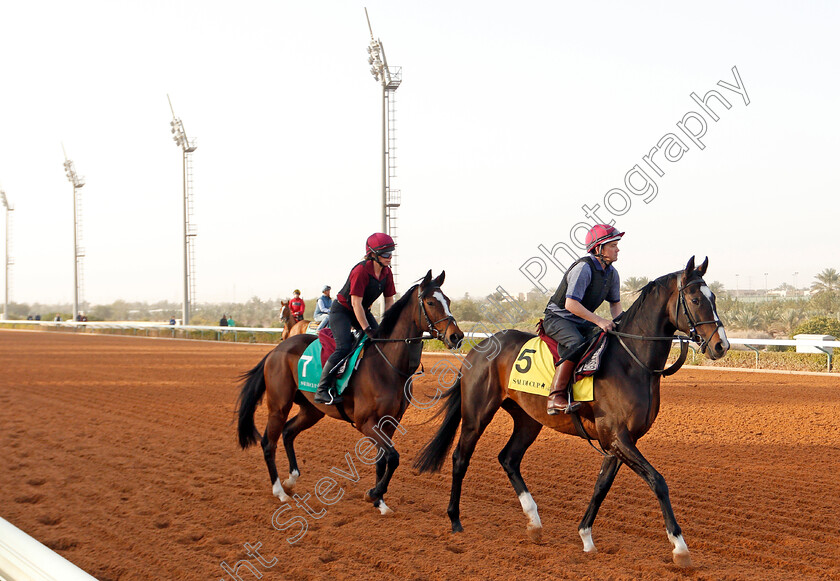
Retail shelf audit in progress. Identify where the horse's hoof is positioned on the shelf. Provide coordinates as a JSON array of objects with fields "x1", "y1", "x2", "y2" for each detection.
[
  {"x1": 527, "y1": 524, "x2": 543, "y2": 544},
  {"x1": 673, "y1": 551, "x2": 693, "y2": 568},
  {"x1": 377, "y1": 500, "x2": 393, "y2": 515},
  {"x1": 364, "y1": 490, "x2": 379, "y2": 503},
  {"x1": 272, "y1": 480, "x2": 291, "y2": 502},
  {"x1": 451, "y1": 521, "x2": 463, "y2": 533}
]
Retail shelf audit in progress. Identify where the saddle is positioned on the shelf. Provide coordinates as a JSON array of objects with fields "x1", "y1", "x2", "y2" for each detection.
[
  {"x1": 297, "y1": 331, "x2": 367, "y2": 395},
  {"x1": 536, "y1": 319, "x2": 608, "y2": 382}
]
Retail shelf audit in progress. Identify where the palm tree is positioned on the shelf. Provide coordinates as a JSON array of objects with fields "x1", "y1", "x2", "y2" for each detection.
[
  {"x1": 621, "y1": 276, "x2": 650, "y2": 294},
  {"x1": 811, "y1": 268, "x2": 839, "y2": 312},
  {"x1": 811, "y1": 268, "x2": 839, "y2": 294}
]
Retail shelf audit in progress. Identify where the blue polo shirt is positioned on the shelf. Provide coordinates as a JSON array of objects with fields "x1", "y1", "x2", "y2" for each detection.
[{"x1": 545, "y1": 255, "x2": 621, "y2": 324}]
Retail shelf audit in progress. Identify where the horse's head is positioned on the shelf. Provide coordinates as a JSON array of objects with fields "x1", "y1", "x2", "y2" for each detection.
[
  {"x1": 416, "y1": 270, "x2": 465, "y2": 349},
  {"x1": 672, "y1": 256, "x2": 730, "y2": 360},
  {"x1": 279, "y1": 301, "x2": 289, "y2": 320}
]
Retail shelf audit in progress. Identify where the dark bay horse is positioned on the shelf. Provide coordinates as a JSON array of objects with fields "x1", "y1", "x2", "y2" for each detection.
[
  {"x1": 279, "y1": 301, "x2": 310, "y2": 341},
  {"x1": 414, "y1": 257, "x2": 729, "y2": 567},
  {"x1": 238, "y1": 271, "x2": 464, "y2": 514}
]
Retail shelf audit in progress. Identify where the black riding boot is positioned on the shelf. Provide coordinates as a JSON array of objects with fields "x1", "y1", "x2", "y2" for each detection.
[
  {"x1": 547, "y1": 359, "x2": 580, "y2": 415},
  {"x1": 314, "y1": 362, "x2": 342, "y2": 405}
]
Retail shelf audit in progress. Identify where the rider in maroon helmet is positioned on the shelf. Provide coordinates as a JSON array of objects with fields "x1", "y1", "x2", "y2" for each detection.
[
  {"x1": 314, "y1": 233, "x2": 397, "y2": 405},
  {"x1": 544, "y1": 224, "x2": 624, "y2": 414}
]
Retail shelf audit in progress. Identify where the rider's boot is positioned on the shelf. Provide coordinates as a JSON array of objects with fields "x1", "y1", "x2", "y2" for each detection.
[
  {"x1": 547, "y1": 359, "x2": 580, "y2": 415},
  {"x1": 314, "y1": 363, "x2": 342, "y2": 405}
]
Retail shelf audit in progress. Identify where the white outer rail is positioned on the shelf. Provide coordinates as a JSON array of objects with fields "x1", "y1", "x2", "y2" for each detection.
[
  {"x1": 1, "y1": 320, "x2": 839, "y2": 349},
  {"x1": 0, "y1": 518, "x2": 97, "y2": 581}
]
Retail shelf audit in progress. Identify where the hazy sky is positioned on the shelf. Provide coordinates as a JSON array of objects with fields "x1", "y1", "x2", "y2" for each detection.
[{"x1": 0, "y1": 1, "x2": 837, "y2": 306}]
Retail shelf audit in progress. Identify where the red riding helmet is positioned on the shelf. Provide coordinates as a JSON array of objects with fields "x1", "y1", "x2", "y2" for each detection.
[
  {"x1": 366, "y1": 232, "x2": 396, "y2": 256},
  {"x1": 585, "y1": 224, "x2": 624, "y2": 254}
]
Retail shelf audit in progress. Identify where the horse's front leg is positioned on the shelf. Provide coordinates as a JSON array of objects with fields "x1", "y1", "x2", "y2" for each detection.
[
  {"x1": 578, "y1": 454, "x2": 622, "y2": 553},
  {"x1": 611, "y1": 431, "x2": 692, "y2": 568},
  {"x1": 360, "y1": 419, "x2": 400, "y2": 515}
]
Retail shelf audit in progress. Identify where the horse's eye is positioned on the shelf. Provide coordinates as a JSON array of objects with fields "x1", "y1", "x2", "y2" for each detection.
[{"x1": 691, "y1": 298, "x2": 700, "y2": 305}]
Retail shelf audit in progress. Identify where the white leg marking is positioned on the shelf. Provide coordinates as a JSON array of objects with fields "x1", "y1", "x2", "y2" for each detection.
[
  {"x1": 272, "y1": 478, "x2": 291, "y2": 502},
  {"x1": 668, "y1": 531, "x2": 690, "y2": 556},
  {"x1": 579, "y1": 527, "x2": 596, "y2": 553},
  {"x1": 518, "y1": 491, "x2": 543, "y2": 530},
  {"x1": 377, "y1": 500, "x2": 393, "y2": 515},
  {"x1": 282, "y1": 469, "x2": 300, "y2": 490}
]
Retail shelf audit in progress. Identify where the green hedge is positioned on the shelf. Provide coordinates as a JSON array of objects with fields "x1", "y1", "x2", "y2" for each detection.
[
  {"x1": 670, "y1": 346, "x2": 834, "y2": 372},
  {"x1": 793, "y1": 316, "x2": 840, "y2": 337}
]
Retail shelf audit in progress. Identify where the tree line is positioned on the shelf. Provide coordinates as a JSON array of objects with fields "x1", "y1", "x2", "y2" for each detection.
[{"x1": 5, "y1": 269, "x2": 839, "y2": 338}]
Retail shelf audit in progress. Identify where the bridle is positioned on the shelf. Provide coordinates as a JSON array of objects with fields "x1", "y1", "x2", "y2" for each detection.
[
  {"x1": 418, "y1": 285, "x2": 456, "y2": 343},
  {"x1": 609, "y1": 275, "x2": 724, "y2": 376},
  {"x1": 675, "y1": 277, "x2": 724, "y2": 354},
  {"x1": 369, "y1": 284, "x2": 458, "y2": 378}
]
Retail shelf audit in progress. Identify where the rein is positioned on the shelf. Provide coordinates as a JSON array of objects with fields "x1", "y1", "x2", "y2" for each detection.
[
  {"x1": 610, "y1": 332, "x2": 689, "y2": 377},
  {"x1": 608, "y1": 276, "x2": 720, "y2": 376},
  {"x1": 368, "y1": 285, "x2": 454, "y2": 378}
]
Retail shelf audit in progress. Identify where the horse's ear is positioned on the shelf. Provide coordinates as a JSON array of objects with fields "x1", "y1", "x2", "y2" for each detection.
[
  {"x1": 422, "y1": 269, "x2": 432, "y2": 287},
  {"x1": 433, "y1": 270, "x2": 445, "y2": 287},
  {"x1": 698, "y1": 256, "x2": 709, "y2": 276},
  {"x1": 683, "y1": 256, "x2": 696, "y2": 279}
]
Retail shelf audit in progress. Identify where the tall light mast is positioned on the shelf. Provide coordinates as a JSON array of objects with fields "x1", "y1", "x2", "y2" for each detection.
[
  {"x1": 168, "y1": 95, "x2": 197, "y2": 325},
  {"x1": 62, "y1": 144, "x2": 85, "y2": 321},
  {"x1": 365, "y1": 8, "x2": 402, "y2": 287},
  {"x1": 0, "y1": 189, "x2": 12, "y2": 321}
]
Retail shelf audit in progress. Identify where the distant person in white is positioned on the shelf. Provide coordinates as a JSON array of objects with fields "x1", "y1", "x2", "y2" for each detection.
[{"x1": 314, "y1": 285, "x2": 332, "y2": 331}]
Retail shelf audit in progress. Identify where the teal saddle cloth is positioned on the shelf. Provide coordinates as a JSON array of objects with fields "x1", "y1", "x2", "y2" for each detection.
[{"x1": 297, "y1": 337, "x2": 368, "y2": 394}]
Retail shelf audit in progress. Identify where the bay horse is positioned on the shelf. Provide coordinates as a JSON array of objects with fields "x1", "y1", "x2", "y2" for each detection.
[
  {"x1": 279, "y1": 301, "x2": 309, "y2": 341},
  {"x1": 237, "y1": 271, "x2": 464, "y2": 514},
  {"x1": 414, "y1": 257, "x2": 729, "y2": 567}
]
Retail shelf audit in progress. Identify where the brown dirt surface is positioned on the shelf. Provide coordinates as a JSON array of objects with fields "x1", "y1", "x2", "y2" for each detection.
[{"x1": 2, "y1": 329, "x2": 840, "y2": 580}]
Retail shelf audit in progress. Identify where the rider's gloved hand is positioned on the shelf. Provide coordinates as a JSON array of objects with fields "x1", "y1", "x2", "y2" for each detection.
[{"x1": 363, "y1": 326, "x2": 377, "y2": 339}]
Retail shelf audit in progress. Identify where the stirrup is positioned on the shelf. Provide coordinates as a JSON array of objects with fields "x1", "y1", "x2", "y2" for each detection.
[{"x1": 314, "y1": 386, "x2": 342, "y2": 405}]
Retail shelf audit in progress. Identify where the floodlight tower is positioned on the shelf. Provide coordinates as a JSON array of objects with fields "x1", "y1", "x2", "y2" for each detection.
[
  {"x1": 0, "y1": 189, "x2": 13, "y2": 321},
  {"x1": 365, "y1": 8, "x2": 402, "y2": 286},
  {"x1": 62, "y1": 145, "x2": 85, "y2": 322},
  {"x1": 168, "y1": 95, "x2": 197, "y2": 325}
]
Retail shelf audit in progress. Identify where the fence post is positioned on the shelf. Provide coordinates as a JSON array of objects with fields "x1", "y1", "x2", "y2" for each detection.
[{"x1": 745, "y1": 344, "x2": 760, "y2": 369}]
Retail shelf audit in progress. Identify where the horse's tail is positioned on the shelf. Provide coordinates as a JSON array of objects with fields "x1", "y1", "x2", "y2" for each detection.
[
  {"x1": 413, "y1": 376, "x2": 463, "y2": 474},
  {"x1": 236, "y1": 353, "x2": 269, "y2": 449}
]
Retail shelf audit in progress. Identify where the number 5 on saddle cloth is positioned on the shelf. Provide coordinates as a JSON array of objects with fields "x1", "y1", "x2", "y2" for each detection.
[
  {"x1": 297, "y1": 330, "x2": 368, "y2": 395},
  {"x1": 507, "y1": 330, "x2": 608, "y2": 402}
]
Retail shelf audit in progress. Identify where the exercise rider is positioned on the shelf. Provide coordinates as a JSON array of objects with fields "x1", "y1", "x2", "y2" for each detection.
[
  {"x1": 544, "y1": 224, "x2": 624, "y2": 415},
  {"x1": 314, "y1": 233, "x2": 396, "y2": 405}
]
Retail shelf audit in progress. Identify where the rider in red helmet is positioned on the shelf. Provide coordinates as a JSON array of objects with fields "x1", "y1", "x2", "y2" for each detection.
[
  {"x1": 314, "y1": 233, "x2": 397, "y2": 405},
  {"x1": 544, "y1": 224, "x2": 624, "y2": 414}
]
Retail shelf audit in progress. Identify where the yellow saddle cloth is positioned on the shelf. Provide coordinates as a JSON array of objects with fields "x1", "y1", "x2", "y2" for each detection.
[{"x1": 507, "y1": 337, "x2": 594, "y2": 402}]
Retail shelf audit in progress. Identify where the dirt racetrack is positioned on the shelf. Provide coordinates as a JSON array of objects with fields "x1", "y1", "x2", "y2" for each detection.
[{"x1": 2, "y1": 329, "x2": 840, "y2": 581}]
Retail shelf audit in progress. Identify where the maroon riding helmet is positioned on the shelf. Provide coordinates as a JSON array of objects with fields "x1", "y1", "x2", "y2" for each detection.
[{"x1": 366, "y1": 232, "x2": 396, "y2": 257}]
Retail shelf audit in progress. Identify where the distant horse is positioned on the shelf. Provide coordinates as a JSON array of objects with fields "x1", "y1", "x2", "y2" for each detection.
[
  {"x1": 414, "y1": 257, "x2": 729, "y2": 567},
  {"x1": 279, "y1": 301, "x2": 310, "y2": 341},
  {"x1": 237, "y1": 271, "x2": 464, "y2": 514}
]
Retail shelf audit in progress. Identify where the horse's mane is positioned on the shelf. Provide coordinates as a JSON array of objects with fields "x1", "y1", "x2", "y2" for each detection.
[
  {"x1": 376, "y1": 283, "x2": 421, "y2": 338},
  {"x1": 618, "y1": 269, "x2": 704, "y2": 330},
  {"x1": 617, "y1": 272, "x2": 674, "y2": 330}
]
